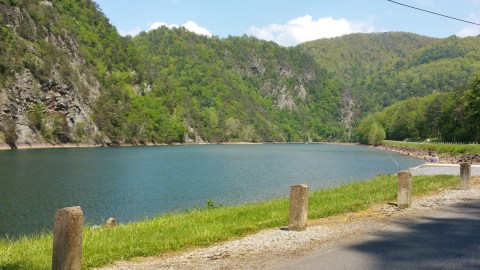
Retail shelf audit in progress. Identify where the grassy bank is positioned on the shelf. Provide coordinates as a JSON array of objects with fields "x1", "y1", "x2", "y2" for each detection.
[
  {"x1": 383, "y1": 140, "x2": 480, "y2": 156},
  {"x1": 0, "y1": 174, "x2": 461, "y2": 270}
]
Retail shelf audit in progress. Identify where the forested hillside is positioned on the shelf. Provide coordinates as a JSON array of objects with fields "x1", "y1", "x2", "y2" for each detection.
[
  {"x1": 355, "y1": 74, "x2": 480, "y2": 143},
  {"x1": 95, "y1": 29, "x2": 346, "y2": 144},
  {"x1": 0, "y1": 0, "x2": 346, "y2": 146},
  {"x1": 301, "y1": 32, "x2": 437, "y2": 87},
  {"x1": 1, "y1": 0, "x2": 479, "y2": 148},
  {"x1": 302, "y1": 33, "x2": 480, "y2": 113}
]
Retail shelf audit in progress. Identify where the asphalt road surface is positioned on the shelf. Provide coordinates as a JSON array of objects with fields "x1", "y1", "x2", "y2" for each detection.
[
  {"x1": 269, "y1": 165, "x2": 480, "y2": 270},
  {"x1": 270, "y1": 200, "x2": 480, "y2": 270}
]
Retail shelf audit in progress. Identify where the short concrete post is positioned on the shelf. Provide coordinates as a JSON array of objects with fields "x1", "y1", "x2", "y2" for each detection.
[
  {"x1": 105, "y1": 217, "x2": 116, "y2": 228},
  {"x1": 289, "y1": 184, "x2": 309, "y2": 231},
  {"x1": 397, "y1": 171, "x2": 412, "y2": 209},
  {"x1": 52, "y1": 206, "x2": 83, "y2": 270},
  {"x1": 460, "y1": 162, "x2": 471, "y2": 190}
]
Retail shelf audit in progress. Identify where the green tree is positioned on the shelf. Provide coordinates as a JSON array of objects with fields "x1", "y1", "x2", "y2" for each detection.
[
  {"x1": 466, "y1": 74, "x2": 480, "y2": 140},
  {"x1": 1, "y1": 117, "x2": 18, "y2": 149},
  {"x1": 368, "y1": 122, "x2": 386, "y2": 145},
  {"x1": 225, "y1": 117, "x2": 241, "y2": 141},
  {"x1": 354, "y1": 115, "x2": 384, "y2": 145},
  {"x1": 27, "y1": 102, "x2": 46, "y2": 131}
]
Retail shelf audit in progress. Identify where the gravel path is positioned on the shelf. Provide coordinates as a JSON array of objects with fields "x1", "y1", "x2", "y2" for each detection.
[{"x1": 98, "y1": 174, "x2": 480, "y2": 270}]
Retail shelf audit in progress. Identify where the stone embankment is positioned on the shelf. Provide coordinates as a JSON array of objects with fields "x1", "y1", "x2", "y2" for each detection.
[{"x1": 377, "y1": 144, "x2": 480, "y2": 164}]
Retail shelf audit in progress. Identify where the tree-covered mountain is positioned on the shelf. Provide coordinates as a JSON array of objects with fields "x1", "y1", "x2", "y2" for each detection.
[
  {"x1": 1, "y1": 0, "x2": 346, "y2": 147},
  {"x1": 94, "y1": 29, "x2": 346, "y2": 144},
  {"x1": 1, "y1": 0, "x2": 479, "y2": 148},
  {"x1": 302, "y1": 33, "x2": 480, "y2": 114},
  {"x1": 301, "y1": 32, "x2": 437, "y2": 87},
  {"x1": 355, "y1": 73, "x2": 480, "y2": 143}
]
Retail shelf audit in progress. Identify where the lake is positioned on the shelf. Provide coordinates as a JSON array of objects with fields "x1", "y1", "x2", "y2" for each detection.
[{"x1": 0, "y1": 144, "x2": 423, "y2": 237}]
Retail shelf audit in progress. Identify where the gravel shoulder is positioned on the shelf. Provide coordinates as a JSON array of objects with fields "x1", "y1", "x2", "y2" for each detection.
[{"x1": 98, "y1": 175, "x2": 480, "y2": 270}]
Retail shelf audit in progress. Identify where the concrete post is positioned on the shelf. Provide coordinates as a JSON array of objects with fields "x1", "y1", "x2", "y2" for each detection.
[
  {"x1": 105, "y1": 218, "x2": 116, "y2": 228},
  {"x1": 289, "y1": 184, "x2": 309, "y2": 231},
  {"x1": 52, "y1": 206, "x2": 83, "y2": 270},
  {"x1": 397, "y1": 171, "x2": 412, "y2": 209},
  {"x1": 460, "y1": 162, "x2": 471, "y2": 190}
]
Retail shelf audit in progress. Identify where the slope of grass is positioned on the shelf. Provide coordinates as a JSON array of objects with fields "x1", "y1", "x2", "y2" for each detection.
[{"x1": 0, "y1": 174, "x2": 460, "y2": 269}]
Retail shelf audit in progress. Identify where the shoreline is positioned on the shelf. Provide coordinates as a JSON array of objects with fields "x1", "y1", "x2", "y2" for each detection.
[
  {"x1": 375, "y1": 144, "x2": 480, "y2": 165},
  {"x1": 0, "y1": 142, "x2": 104, "y2": 151},
  {"x1": 0, "y1": 141, "x2": 358, "y2": 151},
  {"x1": 0, "y1": 142, "x2": 228, "y2": 151}
]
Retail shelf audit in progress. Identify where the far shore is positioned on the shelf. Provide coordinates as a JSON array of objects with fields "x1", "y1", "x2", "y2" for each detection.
[
  {"x1": 0, "y1": 141, "x2": 358, "y2": 151},
  {"x1": 0, "y1": 142, "x2": 101, "y2": 151}
]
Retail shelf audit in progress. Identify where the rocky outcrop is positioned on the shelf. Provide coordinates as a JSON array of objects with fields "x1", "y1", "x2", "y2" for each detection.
[
  {"x1": 1, "y1": 68, "x2": 100, "y2": 145},
  {"x1": 184, "y1": 124, "x2": 205, "y2": 144},
  {"x1": 377, "y1": 144, "x2": 480, "y2": 165},
  {"x1": 230, "y1": 52, "x2": 317, "y2": 111},
  {"x1": 457, "y1": 154, "x2": 480, "y2": 164},
  {"x1": 0, "y1": 3, "x2": 102, "y2": 148},
  {"x1": 341, "y1": 89, "x2": 358, "y2": 138}
]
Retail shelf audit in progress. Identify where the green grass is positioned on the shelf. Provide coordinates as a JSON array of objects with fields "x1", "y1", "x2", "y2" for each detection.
[
  {"x1": 0, "y1": 174, "x2": 461, "y2": 270},
  {"x1": 383, "y1": 140, "x2": 480, "y2": 156}
]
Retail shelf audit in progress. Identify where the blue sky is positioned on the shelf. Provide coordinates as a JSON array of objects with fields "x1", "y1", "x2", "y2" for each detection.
[{"x1": 93, "y1": 0, "x2": 480, "y2": 46}]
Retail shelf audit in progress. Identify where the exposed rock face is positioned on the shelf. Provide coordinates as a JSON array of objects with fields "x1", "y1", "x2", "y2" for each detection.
[
  {"x1": 4, "y1": 70, "x2": 42, "y2": 144},
  {"x1": 341, "y1": 89, "x2": 358, "y2": 138},
  {"x1": 184, "y1": 124, "x2": 205, "y2": 144},
  {"x1": 260, "y1": 65, "x2": 316, "y2": 111},
  {"x1": 275, "y1": 85, "x2": 297, "y2": 110},
  {"x1": 231, "y1": 54, "x2": 316, "y2": 111},
  {"x1": 0, "y1": 3, "x2": 102, "y2": 147},
  {"x1": 2, "y1": 68, "x2": 100, "y2": 145}
]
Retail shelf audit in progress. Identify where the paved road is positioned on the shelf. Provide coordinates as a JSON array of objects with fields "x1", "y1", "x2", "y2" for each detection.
[
  {"x1": 270, "y1": 199, "x2": 480, "y2": 270},
  {"x1": 268, "y1": 165, "x2": 480, "y2": 270},
  {"x1": 411, "y1": 164, "x2": 480, "y2": 176}
]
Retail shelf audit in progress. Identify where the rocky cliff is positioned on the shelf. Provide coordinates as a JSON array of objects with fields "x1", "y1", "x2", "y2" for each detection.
[{"x1": 0, "y1": 1, "x2": 105, "y2": 148}]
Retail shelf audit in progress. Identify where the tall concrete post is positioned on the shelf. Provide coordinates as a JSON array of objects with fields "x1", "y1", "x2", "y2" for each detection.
[
  {"x1": 460, "y1": 162, "x2": 471, "y2": 190},
  {"x1": 52, "y1": 206, "x2": 83, "y2": 270},
  {"x1": 397, "y1": 171, "x2": 412, "y2": 209},
  {"x1": 289, "y1": 184, "x2": 309, "y2": 231}
]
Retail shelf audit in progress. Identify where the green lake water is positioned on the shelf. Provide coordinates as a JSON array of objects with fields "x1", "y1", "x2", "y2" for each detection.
[{"x1": 0, "y1": 144, "x2": 423, "y2": 237}]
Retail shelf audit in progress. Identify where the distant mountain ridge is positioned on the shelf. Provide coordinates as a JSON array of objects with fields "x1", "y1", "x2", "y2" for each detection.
[
  {"x1": 1, "y1": 0, "x2": 479, "y2": 148},
  {"x1": 301, "y1": 32, "x2": 438, "y2": 83},
  {"x1": 301, "y1": 32, "x2": 480, "y2": 112}
]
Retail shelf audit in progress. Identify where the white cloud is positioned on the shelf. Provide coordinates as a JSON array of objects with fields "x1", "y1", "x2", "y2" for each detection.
[
  {"x1": 182, "y1": 21, "x2": 212, "y2": 37},
  {"x1": 149, "y1": 21, "x2": 179, "y2": 31},
  {"x1": 247, "y1": 15, "x2": 376, "y2": 46},
  {"x1": 457, "y1": 26, "x2": 480, "y2": 37},
  {"x1": 149, "y1": 21, "x2": 212, "y2": 37},
  {"x1": 456, "y1": 14, "x2": 480, "y2": 37},
  {"x1": 118, "y1": 27, "x2": 143, "y2": 37}
]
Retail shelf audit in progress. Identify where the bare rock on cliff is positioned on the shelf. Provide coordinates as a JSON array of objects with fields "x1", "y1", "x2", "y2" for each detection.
[{"x1": 0, "y1": 3, "x2": 103, "y2": 147}]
